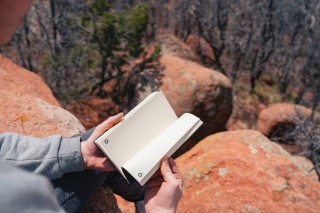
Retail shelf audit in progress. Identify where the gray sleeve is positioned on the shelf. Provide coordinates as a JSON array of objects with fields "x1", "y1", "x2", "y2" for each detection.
[
  {"x1": 0, "y1": 162, "x2": 66, "y2": 213},
  {"x1": 0, "y1": 132, "x2": 84, "y2": 180}
]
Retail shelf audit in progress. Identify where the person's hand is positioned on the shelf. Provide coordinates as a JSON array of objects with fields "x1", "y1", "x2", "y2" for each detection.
[
  {"x1": 80, "y1": 113, "x2": 123, "y2": 171},
  {"x1": 144, "y1": 157, "x2": 183, "y2": 213}
]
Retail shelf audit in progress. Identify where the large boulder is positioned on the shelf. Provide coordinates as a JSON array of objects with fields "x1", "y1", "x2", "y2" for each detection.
[
  {"x1": 0, "y1": 55, "x2": 119, "y2": 211},
  {"x1": 176, "y1": 130, "x2": 320, "y2": 213},
  {"x1": 0, "y1": 55, "x2": 85, "y2": 137},
  {"x1": 256, "y1": 103, "x2": 320, "y2": 140},
  {"x1": 0, "y1": 93, "x2": 85, "y2": 137}
]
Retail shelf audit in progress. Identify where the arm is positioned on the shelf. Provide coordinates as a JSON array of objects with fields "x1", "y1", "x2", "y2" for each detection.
[
  {"x1": 0, "y1": 132, "x2": 83, "y2": 180},
  {"x1": 144, "y1": 157, "x2": 183, "y2": 213},
  {"x1": 0, "y1": 162, "x2": 66, "y2": 213},
  {"x1": 0, "y1": 113, "x2": 123, "y2": 180}
]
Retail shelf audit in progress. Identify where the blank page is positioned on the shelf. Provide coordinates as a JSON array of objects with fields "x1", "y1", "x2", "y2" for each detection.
[{"x1": 122, "y1": 113, "x2": 203, "y2": 185}]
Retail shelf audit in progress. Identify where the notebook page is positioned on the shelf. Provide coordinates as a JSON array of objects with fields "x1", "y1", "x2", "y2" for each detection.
[
  {"x1": 94, "y1": 91, "x2": 178, "y2": 175},
  {"x1": 122, "y1": 113, "x2": 202, "y2": 185}
]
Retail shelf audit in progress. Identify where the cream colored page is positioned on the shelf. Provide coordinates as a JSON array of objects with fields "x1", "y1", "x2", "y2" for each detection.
[
  {"x1": 94, "y1": 91, "x2": 178, "y2": 174},
  {"x1": 122, "y1": 113, "x2": 202, "y2": 185}
]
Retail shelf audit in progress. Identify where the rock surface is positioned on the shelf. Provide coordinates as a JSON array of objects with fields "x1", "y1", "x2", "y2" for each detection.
[
  {"x1": 175, "y1": 130, "x2": 320, "y2": 213},
  {"x1": 158, "y1": 34, "x2": 201, "y2": 63},
  {"x1": 0, "y1": 92, "x2": 86, "y2": 137},
  {"x1": 0, "y1": 55, "x2": 59, "y2": 107},
  {"x1": 0, "y1": 55, "x2": 85, "y2": 137},
  {"x1": 185, "y1": 34, "x2": 216, "y2": 65},
  {"x1": 65, "y1": 97, "x2": 119, "y2": 130},
  {"x1": 115, "y1": 195, "x2": 135, "y2": 213}
]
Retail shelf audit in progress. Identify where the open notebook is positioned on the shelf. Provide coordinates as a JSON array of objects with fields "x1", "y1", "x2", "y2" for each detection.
[{"x1": 94, "y1": 91, "x2": 203, "y2": 186}]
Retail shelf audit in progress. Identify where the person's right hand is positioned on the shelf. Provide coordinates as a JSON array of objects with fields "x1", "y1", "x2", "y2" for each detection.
[
  {"x1": 80, "y1": 113, "x2": 124, "y2": 171},
  {"x1": 144, "y1": 157, "x2": 183, "y2": 213}
]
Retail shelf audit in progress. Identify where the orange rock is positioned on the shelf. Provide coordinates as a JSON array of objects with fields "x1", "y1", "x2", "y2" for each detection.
[
  {"x1": 158, "y1": 34, "x2": 201, "y2": 63},
  {"x1": 115, "y1": 195, "x2": 135, "y2": 213},
  {"x1": 0, "y1": 92, "x2": 85, "y2": 137},
  {"x1": 0, "y1": 55, "x2": 85, "y2": 137},
  {"x1": 65, "y1": 97, "x2": 119, "y2": 130},
  {"x1": 256, "y1": 103, "x2": 319, "y2": 137},
  {"x1": 176, "y1": 130, "x2": 320, "y2": 213},
  {"x1": 0, "y1": 54, "x2": 59, "y2": 107}
]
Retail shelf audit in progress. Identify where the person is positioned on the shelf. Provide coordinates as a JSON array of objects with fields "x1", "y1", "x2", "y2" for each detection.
[{"x1": 0, "y1": 0, "x2": 183, "y2": 213}]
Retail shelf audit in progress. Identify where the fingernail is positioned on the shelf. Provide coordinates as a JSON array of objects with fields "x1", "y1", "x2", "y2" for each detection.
[
  {"x1": 168, "y1": 157, "x2": 175, "y2": 164},
  {"x1": 162, "y1": 156, "x2": 168, "y2": 162},
  {"x1": 111, "y1": 112, "x2": 123, "y2": 118}
]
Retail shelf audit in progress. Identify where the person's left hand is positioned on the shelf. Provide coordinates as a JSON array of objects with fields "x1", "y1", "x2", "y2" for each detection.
[
  {"x1": 144, "y1": 157, "x2": 183, "y2": 213},
  {"x1": 80, "y1": 113, "x2": 123, "y2": 171}
]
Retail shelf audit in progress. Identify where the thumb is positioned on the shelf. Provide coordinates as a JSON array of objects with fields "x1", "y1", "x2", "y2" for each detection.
[
  {"x1": 160, "y1": 157, "x2": 176, "y2": 183},
  {"x1": 90, "y1": 113, "x2": 124, "y2": 140}
]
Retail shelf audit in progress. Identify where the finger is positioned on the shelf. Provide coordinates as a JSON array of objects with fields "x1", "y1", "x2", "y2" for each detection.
[
  {"x1": 168, "y1": 157, "x2": 183, "y2": 188},
  {"x1": 168, "y1": 157, "x2": 181, "y2": 176},
  {"x1": 160, "y1": 157, "x2": 177, "y2": 183},
  {"x1": 99, "y1": 113, "x2": 124, "y2": 131},
  {"x1": 92, "y1": 113, "x2": 124, "y2": 138}
]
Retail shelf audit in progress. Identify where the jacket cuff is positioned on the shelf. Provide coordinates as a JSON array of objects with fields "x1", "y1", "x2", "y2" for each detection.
[{"x1": 58, "y1": 136, "x2": 84, "y2": 175}]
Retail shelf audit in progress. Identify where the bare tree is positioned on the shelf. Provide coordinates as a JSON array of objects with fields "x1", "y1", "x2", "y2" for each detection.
[{"x1": 270, "y1": 112, "x2": 320, "y2": 180}]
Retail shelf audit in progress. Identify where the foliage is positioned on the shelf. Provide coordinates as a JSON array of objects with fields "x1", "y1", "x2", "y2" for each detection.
[
  {"x1": 82, "y1": 0, "x2": 150, "y2": 102},
  {"x1": 253, "y1": 74, "x2": 282, "y2": 105},
  {"x1": 119, "y1": 3, "x2": 149, "y2": 57}
]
